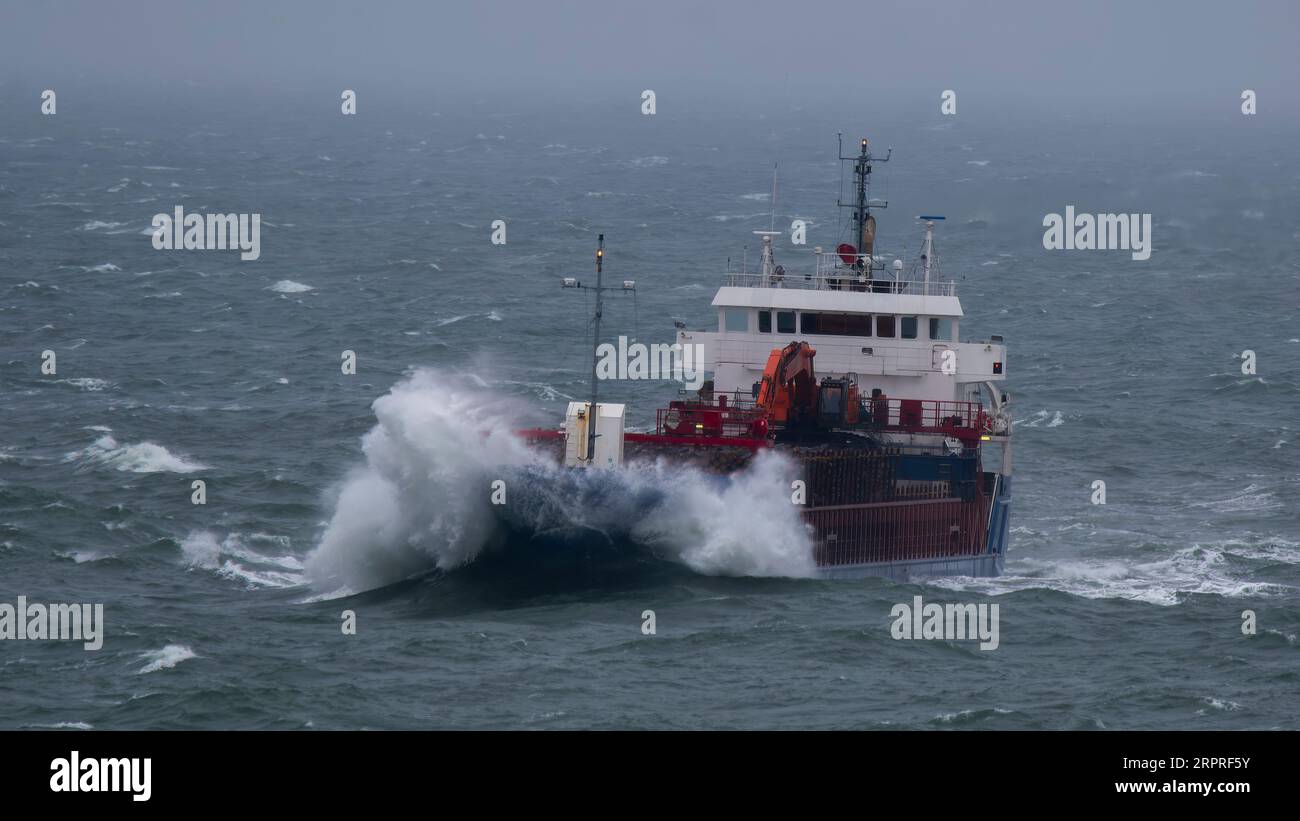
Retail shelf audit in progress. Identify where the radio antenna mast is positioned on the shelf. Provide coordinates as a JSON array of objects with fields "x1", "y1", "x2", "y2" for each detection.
[
  {"x1": 769, "y1": 162, "x2": 778, "y2": 232},
  {"x1": 560, "y1": 234, "x2": 635, "y2": 463}
]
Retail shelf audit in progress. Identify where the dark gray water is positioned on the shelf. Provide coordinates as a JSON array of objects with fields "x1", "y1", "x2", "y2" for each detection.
[{"x1": 2, "y1": 92, "x2": 1298, "y2": 729}]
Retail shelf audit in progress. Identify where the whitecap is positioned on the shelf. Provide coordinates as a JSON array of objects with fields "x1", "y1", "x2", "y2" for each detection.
[
  {"x1": 709, "y1": 212, "x2": 769, "y2": 223},
  {"x1": 137, "y1": 645, "x2": 196, "y2": 674},
  {"x1": 181, "y1": 531, "x2": 305, "y2": 589},
  {"x1": 65, "y1": 435, "x2": 207, "y2": 473},
  {"x1": 57, "y1": 378, "x2": 111, "y2": 392},
  {"x1": 269, "y1": 280, "x2": 314, "y2": 293},
  {"x1": 1191, "y1": 485, "x2": 1283, "y2": 514}
]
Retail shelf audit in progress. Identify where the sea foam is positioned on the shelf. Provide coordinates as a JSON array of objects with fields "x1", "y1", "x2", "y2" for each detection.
[{"x1": 304, "y1": 369, "x2": 815, "y2": 595}]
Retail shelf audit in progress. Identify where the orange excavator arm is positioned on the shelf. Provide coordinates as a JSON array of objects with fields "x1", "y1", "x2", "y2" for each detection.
[{"x1": 755, "y1": 341, "x2": 818, "y2": 425}]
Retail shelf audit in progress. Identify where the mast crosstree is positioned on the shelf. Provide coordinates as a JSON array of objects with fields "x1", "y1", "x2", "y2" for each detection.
[{"x1": 837, "y1": 134, "x2": 891, "y2": 274}]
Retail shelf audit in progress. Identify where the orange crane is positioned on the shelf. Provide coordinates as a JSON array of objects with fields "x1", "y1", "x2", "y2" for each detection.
[
  {"x1": 754, "y1": 341, "x2": 820, "y2": 426},
  {"x1": 754, "y1": 341, "x2": 862, "y2": 430}
]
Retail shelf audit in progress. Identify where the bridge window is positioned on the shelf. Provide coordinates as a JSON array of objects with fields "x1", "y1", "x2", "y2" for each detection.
[
  {"x1": 777, "y1": 311, "x2": 796, "y2": 334},
  {"x1": 875, "y1": 315, "x2": 896, "y2": 338},
  {"x1": 724, "y1": 308, "x2": 749, "y2": 333},
  {"x1": 929, "y1": 317, "x2": 952, "y2": 341},
  {"x1": 901, "y1": 316, "x2": 918, "y2": 339},
  {"x1": 758, "y1": 311, "x2": 771, "y2": 333},
  {"x1": 800, "y1": 312, "x2": 870, "y2": 336}
]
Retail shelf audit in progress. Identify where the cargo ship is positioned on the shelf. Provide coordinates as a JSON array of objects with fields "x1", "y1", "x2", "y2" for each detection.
[{"x1": 521, "y1": 137, "x2": 1012, "y2": 580}]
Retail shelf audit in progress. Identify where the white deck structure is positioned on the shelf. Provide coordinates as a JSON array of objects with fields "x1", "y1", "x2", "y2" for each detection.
[{"x1": 677, "y1": 230, "x2": 1010, "y2": 431}]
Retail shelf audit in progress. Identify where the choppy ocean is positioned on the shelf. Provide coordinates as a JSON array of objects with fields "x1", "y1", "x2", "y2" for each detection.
[{"x1": 2, "y1": 91, "x2": 1297, "y2": 729}]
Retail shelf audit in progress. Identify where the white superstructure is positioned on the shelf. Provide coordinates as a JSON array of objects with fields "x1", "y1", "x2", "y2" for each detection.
[{"x1": 678, "y1": 226, "x2": 1010, "y2": 433}]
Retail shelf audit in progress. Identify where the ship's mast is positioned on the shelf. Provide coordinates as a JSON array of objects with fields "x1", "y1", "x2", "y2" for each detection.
[
  {"x1": 837, "y1": 135, "x2": 891, "y2": 273},
  {"x1": 923, "y1": 220, "x2": 931, "y2": 287},
  {"x1": 562, "y1": 233, "x2": 635, "y2": 464},
  {"x1": 917, "y1": 215, "x2": 945, "y2": 292},
  {"x1": 754, "y1": 230, "x2": 781, "y2": 285},
  {"x1": 586, "y1": 234, "x2": 605, "y2": 462}
]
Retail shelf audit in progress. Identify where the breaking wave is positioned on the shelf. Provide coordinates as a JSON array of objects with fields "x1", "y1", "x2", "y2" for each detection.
[
  {"x1": 137, "y1": 644, "x2": 197, "y2": 674},
  {"x1": 65, "y1": 435, "x2": 207, "y2": 474},
  {"x1": 181, "y1": 531, "x2": 305, "y2": 588},
  {"x1": 1015, "y1": 409, "x2": 1065, "y2": 428},
  {"x1": 304, "y1": 369, "x2": 815, "y2": 596}
]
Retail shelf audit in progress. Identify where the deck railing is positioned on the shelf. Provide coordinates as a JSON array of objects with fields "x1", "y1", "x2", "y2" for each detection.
[
  {"x1": 865, "y1": 398, "x2": 989, "y2": 435},
  {"x1": 721, "y1": 250, "x2": 957, "y2": 296},
  {"x1": 720, "y1": 271, "x2": 957, "y2": 296},
  {"x1": 648, "y1": 396, "x2": 988, "y2": 440},
  {"x1": 655, "y1": 399, "x2": 765, "y2": 439}
]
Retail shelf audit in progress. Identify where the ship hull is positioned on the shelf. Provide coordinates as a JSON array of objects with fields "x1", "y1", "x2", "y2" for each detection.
[
  {"x1": 518, "y1": 432, "x2": 1012, "y2": 580},
  {"x1": 816, "y1": 552, "x2": 1003, "y2": 581},
  {"x1": 815, "y1": 476, "x2": 1011, "y2": 580}
]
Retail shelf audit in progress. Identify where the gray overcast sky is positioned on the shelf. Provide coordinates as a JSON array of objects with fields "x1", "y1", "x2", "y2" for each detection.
[{"x1": 2, "y1": 0, "x2": 1298, "y2": 112}]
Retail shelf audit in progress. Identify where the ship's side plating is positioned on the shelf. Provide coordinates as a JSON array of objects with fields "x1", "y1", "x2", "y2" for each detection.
[{"x1": 805, "y1": 434, "x2": 1012, "y2": 581}]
